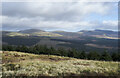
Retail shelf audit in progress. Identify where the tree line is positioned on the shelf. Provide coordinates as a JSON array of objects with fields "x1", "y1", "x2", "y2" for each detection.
[{"x1": 2, "y1": 45, "x2": 120, "y2": 61}]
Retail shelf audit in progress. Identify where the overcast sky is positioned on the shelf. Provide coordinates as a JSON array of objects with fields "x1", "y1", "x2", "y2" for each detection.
[{"x1": 2, "y1": 2, "x2": 118, "y2": 32}]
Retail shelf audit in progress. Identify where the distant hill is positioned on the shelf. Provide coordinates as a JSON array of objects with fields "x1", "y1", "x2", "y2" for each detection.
[
  {"x1": 2, "y1": 29, "x2": 118, "y2": 53},
  {"x1": 52, "y1": 29, "x2": 118, "y2": 39},
  {"x1": 2, "y1": 31, "x2": 12, "y2": 36},
  {"x1": 2, "y1": 29, "x2": 118, "y2": 39},
  {"x1": 18, "y1": 29, "x2": 45, "y2": 34},
  {"x1": 79, "y1": 29, "x2": 118, "y2": 39},
  {"x1": 2, "y1": 29, "x2": 62, "y2": 37},
  {"x1": 52, "y1": 31, "x2": 82, "y2": 37}
]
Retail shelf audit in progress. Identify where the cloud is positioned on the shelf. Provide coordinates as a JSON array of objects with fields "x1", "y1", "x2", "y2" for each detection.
[
  {"x1": 100, "y1": 20, "x2": 118, "y2": 30},
  {"x1": 2, "y1": 15, "x2": 118, "y2": 31},
  {"x1": 2, "y1": 0, "x2": 119, "y2": 2},
  {"x1": 2, "y1": 2, "x2": 113, "y2": 21},
  {"x1": 2, "y1": 2, "x2": 118, "y2": 31}
]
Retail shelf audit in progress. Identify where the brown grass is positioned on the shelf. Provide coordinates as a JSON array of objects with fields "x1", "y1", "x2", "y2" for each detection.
[{"x1": 2, "y1": 51, "x2": 72, "y2": 64}]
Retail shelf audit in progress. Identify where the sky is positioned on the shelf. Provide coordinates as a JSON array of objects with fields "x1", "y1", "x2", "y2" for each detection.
[{"x1": 2, "y1": 1, "x2": 118, "y2": 32}]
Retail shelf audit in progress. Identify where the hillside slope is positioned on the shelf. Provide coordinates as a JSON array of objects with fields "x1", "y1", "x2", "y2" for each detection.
[
  {"x1": 2, "y1": 29, "x2": 63, "y2": 37},
  {"x1": 2, "y1": 51, "x2": 120, "y2": 77}
]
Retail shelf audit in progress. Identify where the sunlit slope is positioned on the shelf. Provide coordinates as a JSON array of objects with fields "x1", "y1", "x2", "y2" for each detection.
[
  {"x1": 6, "y1": 32, "x2": 62, "y2": 37},
  {"x1": 6, "y1": 32, "x2": 30, "y2": 36},
  {"x1": 31, "y1": 32, "x2": 62, "y2": 37},
  {"x1": 2, "y1": 51, "x2": 120, "y2": 76}
]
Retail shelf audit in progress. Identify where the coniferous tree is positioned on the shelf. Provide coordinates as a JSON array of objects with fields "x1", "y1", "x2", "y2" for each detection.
[
  {"x1": 111, "y1": 53, "x2": 118, "y2": 61},
  {"x1": 79, "y1": 51, "x2": 87, "y2": 59},
  {"x1": 7, "y1": 45, "x2": 14, "y2": 51},
  {"x1": 49, "y1": 46, "x2": 56, "y2": 55},
  {"x1": 58, "y1": 47, "x2": 68, "y2": 56},
  {"x1": 88, "y1": 51, "x2": 100, "y2": 60},
  {"x1": 68, "y1": 48, "x2": 77, "y2": 58},
  {"x1": 43, "y1": 45, "x2": 49, "y2": 54},
  {"x1": 68, "y1": 49, "x2": 74, "y2": 57},
  {"x1": 100, "y1": 51, "x2": 112, "y2": 61},
  {"x1": 2, "y1": 45, "x2": 8, "y2": 51},
  {"x1": 20, "y1": 45, "x2": 28, "y2": 52},
  {"x1": 71, "y1": 48, "x2": 78, "y2": 58},
  {"x1": 118, "y1": 53, "x2": 120, "y2": 61},
  {"x1": 3, "y1": 44, "x2": 117, "y2": 61}
]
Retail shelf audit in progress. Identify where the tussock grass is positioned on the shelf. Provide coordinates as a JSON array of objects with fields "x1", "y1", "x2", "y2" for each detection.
[{"x1": 1, "y1": 51, "x2": 120, "y2": 77}]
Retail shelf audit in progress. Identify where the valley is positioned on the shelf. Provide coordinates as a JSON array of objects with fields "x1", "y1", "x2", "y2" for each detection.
[{"x1": 2, "y1": 29, "x2": 118, "y2": 53}]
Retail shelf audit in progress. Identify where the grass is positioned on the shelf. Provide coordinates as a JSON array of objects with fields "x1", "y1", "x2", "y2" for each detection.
[
  {"x1": 7, "y1": 32, "x2": 29, "y2": 36},
  {"x1": 0, "y1": 51, "x2": 2, "y2": 78},
  {"x1": 32, "y1": 32, "x2": 63, "y2": 37},
  {"x1": 6, "y1": 32, "x2": 62, "y2": 37},
  {"x1": 1, "y1": 51, "x2": 120, "y2": 77}
]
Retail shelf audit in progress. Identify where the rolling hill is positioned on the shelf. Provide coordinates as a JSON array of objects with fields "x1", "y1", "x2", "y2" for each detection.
[
  {"x1": 2, "y1": 29, "x2": 119, "y2": 53},
  {"x1": 78, "y1": 29, "x2": 118, "y2": 39},
  {"x1": 2, "y1": 29, "x2": 63, "y2": 37},
  {"x1": 2, "y1": 29, "x2": 118, "y2": 39},
  {"x1": 18, "y1": 29, "x2": 45, "y2": 34}
]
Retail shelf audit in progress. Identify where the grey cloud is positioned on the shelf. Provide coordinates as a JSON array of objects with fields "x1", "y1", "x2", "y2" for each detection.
[
  {"x1": 2, "y1": 2, "x2": 113, "y2": 21},
  {"x1": 2, "y1": 15, "x2": 118, "y2": 31},
  {"x1": 2, "y1": 2, "x2": 118, "y2": 31}
]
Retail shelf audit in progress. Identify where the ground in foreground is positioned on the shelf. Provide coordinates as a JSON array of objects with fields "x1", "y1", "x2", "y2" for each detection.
[{"x1": 1, "y1": 51, "x2": 120, "y2": 77}]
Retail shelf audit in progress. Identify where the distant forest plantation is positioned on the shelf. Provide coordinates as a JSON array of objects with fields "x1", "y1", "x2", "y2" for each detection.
[{"x1": 2, "y1": 45, "x2": 120, "y2": 61}]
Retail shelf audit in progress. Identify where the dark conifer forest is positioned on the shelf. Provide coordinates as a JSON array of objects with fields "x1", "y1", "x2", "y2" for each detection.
[{"x1": 2, "y1": 45, "x2": 120, "y2": 61}]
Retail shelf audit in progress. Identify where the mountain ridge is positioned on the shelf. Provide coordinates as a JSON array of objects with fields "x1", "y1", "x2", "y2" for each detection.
[
  {"x1": 2, "y1": 29, "x2": 118, "y2": 39},
  {"x1": 18, "y1": 29, "x2": 45, "y2": 34}
]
